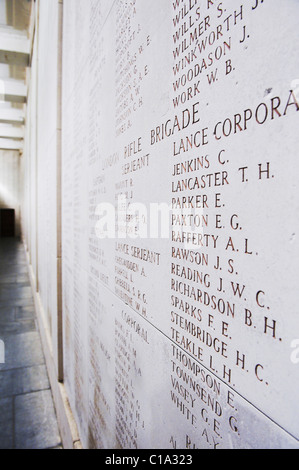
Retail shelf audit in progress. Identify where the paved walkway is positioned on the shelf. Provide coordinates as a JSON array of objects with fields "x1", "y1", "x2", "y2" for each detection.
[{"x1": 0, "y1": 238, "x2": 62, "y2": 449}]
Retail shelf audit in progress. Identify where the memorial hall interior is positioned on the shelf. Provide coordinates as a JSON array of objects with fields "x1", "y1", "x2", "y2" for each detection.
[{"x1": 0, "y1": 0, "x2": 298, "y2": 450}]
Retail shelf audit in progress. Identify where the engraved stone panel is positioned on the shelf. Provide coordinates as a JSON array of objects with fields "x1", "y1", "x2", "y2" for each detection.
[{"x1": 61, "y1": 0, "x2": 299, "y2": 449}]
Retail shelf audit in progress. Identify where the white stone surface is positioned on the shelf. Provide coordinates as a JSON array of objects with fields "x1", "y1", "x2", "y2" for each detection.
[
  {"x1": 22, "y1": 0, "x2": 62, "y2": 377},
  {"x1": 28, "y1": 0, "x2": 299, "y2": 449},
  {"x1": 0, "y1": 79, "x2": 27, "y2": 103},
  {"x1": 0, "y1": 125, "x2": 23, "y2": 139},
  {"x1": 0, "y1": 26, "x2": 30, "y2": 67},
  {"x1": 0, "y1": 138, "x2": 22, "y2": 150},
  {"x1": 0, "y1": 108, "x2": 24, "y2": 125},
  {"x1": 35, "y1": 0, "x2": 61, "y2": 370}
]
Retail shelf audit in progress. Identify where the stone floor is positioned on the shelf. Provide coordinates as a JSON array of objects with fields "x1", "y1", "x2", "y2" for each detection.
[{"x1": 0, "y1": 238, "x2": 62, "y2": 449}]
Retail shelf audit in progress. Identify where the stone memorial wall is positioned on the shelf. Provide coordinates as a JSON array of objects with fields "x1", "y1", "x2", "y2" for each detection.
[{"x1": 60, "y1": 0, "x2": 299, "y2": 449}]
